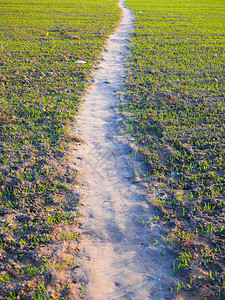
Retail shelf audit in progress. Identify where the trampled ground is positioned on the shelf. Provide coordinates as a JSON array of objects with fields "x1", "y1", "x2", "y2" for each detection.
[{"x1": 72, "y1": 1, "x2": 180, "y2": 298}]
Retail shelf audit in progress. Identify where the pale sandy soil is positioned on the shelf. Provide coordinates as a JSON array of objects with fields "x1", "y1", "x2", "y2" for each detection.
[{"x1": 71, "y1": 1, "x2": 180, "y2": 299}]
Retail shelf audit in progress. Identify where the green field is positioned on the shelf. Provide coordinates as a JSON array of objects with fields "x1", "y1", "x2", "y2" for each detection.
[
  {"x1": 125, "y1": 0, "x2": 225, "y2": 298},
  {"x1": 1, "y1": 0, "x2": 225, "y2": 298},
  {"x1": 0, "y1": 0, "x2": 120, "y2": 298}
]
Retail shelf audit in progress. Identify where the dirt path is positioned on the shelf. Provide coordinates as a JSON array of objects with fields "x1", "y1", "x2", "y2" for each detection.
[{"x1": 73, "y1": 1, "x2": 179, "y2": 299}]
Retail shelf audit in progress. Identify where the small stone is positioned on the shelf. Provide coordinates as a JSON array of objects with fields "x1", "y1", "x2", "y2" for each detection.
[
  {"x1": 75, "y1": 60, "x2": 86, "y2": 64},
  {"x1": 71, "y1": 35, "x2": 79, "y2": 40},
  {"x1": 149, "y1": 69, "x2": 155, "y2": 75}
]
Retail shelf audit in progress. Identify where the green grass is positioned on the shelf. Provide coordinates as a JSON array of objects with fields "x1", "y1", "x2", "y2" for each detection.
[
  {"x1": 0, "y1": 0, "x2": 120, "y2": 298},
  {"x1": 124, "y1": 0, "x2": 225, "y2": 298}
]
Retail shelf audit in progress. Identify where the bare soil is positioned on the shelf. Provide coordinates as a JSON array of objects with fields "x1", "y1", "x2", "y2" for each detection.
[{"x1": 71, "y1": 1, "x2": 181, "y2": 299}]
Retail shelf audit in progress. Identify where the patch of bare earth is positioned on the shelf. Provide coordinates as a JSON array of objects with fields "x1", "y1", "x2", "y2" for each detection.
[{"x1": 70, "y1": 1, "x2": 182, "y2": 299}]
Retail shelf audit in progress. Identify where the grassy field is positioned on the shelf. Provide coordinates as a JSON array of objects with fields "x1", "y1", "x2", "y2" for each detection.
[
  {"x1": 124, "y1": 0, "x2": 225, "y2": 298},
  {"x1": 0, "y1": 0, "x2": 120, "y2": 298}
]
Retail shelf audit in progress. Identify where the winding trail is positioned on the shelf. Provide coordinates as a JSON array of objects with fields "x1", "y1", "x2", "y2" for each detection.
[{"x1": 73, "y1": 1, "x2": 178, "y2": 299}]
